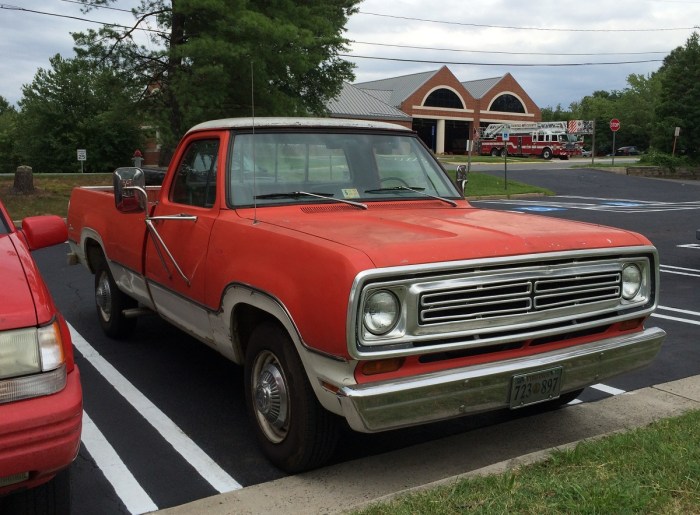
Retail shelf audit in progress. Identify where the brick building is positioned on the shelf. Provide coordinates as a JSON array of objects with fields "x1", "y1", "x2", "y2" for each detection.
[{"x1": 327, "y1": 65, "x2": 541, "y2": 154}]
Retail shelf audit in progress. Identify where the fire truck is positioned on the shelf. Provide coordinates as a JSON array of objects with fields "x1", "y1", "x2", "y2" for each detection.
[{"x1": 477, "y1": 121, "x2": 585, "y2": 160}]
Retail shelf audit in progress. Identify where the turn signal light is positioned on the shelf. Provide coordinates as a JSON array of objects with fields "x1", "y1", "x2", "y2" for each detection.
[
  {"x1": 619, "y1": 317, "x2": 644, "y2": 331},
  {"x1": 360, "y1": 358, "x2": 405, "y2": 376}
]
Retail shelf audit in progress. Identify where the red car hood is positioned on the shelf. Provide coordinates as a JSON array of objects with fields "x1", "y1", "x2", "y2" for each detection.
[
  {"x1": 255, "y1": 203, "x2": 650, "y2": 268},
  {"x1": 0, "y1": 234, "x2": 39, "y2": 330}
]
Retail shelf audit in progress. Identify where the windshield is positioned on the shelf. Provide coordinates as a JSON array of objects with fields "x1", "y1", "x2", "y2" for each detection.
[{"x1": 227, "y1": 131, "x2": 460, "y2": 207}]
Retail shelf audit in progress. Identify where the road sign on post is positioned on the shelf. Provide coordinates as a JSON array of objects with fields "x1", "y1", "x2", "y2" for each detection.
[
  {"x1": 77, "y1": 149, "x2": 86, "y2": 173},
  {"x1": 609, "y1": 119, "x2": 620, "y2": 166},
  {"x1": 672, "y1": 126, "x2": 681, "y2": 156}
]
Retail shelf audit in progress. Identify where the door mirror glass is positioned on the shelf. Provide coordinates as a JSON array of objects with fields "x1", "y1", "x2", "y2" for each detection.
[{"x1": 113, "y1": 167, "x2": 147, "y2": 213}]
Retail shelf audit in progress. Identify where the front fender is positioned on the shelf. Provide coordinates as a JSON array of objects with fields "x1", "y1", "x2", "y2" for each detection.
[{"x1": 211, "y1": 283, "x2": 357, "y2": 416}]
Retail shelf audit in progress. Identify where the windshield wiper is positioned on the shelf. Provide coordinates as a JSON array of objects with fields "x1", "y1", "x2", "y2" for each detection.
[
  {"x1": 255, "y1": 191, "x2": 367, "y2": 210},
  {"x1": 364, "y1": 186, "x2": 458, "y2": 207}
]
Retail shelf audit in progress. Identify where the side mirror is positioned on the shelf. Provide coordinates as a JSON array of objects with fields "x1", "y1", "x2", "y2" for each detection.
[
  {"x1": 20, "y1": 215, "x2": 68, "y2": 250},
  {"x1": 114, "y1": 167, "x2": 147, "y2": 213}
]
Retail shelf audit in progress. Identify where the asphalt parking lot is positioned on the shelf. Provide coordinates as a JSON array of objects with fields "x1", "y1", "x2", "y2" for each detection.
[{"x1": 22, "y1": 165, "x2": 700, "y2": 514}]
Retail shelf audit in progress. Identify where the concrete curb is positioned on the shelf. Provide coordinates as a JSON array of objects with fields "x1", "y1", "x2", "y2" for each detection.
[{"x1": 154, "y1": 375, "x2": 700, "y2": 515}]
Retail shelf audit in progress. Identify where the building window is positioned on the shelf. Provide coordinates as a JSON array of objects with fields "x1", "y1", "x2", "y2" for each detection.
[
  {"x1": 424, "y1": 88, "x2": 464, "y2": 109},
  {"x1": 490, "y1": 94, "x2": 525, "y2": 113}
]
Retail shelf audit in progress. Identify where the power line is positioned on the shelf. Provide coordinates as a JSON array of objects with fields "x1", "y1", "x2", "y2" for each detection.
[
  {"x1": 58, "y1": 0, "x2": 133, "y2": 14},
  {"x1": 341, "y1": 54, "x2": 664, "y2": 67},
  {"x1": 0, "y1": 3, "x2": 164, "y2": 34},
  {"x1": 350, "y1": 40, "x2": 670, "y2": 56},
  {"x1": 357, "y1": 10, "x2": 699, "y2": 32}
]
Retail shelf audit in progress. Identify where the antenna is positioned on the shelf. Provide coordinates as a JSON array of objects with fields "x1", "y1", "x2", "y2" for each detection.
[{"x1": 251, "y1": 61, "x2": 258, "y2": 224}]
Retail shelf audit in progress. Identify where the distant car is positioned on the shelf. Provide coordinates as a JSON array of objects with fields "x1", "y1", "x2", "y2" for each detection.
[
  {"x1": 615, "y1": 146, "x2": 640, "y2": 156},
  {"x1": 581, "y1": 149, "x2": 592, "y2": 158},
  {"x1": 0, "y1": 199, "x2": 82, "y2": 512}
]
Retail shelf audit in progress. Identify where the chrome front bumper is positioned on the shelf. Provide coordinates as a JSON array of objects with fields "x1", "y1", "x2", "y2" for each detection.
[{"x1": 337, "y1": 327, "x2": 666, "y2": 433}]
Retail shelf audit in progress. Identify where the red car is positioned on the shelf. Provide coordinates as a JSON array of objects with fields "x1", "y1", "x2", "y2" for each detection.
[{"x1": 0, "y1": 199, "x2": 82, "y2": 512}]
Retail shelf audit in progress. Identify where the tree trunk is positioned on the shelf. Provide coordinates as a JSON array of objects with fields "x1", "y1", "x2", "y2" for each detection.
[{"x1": 13, "y1": 165, "x2": 35, "y2": 194}]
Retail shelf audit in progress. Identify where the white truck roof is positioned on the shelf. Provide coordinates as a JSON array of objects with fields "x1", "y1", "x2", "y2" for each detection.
[{"x1": 187, "y1": 117, "x2": 411, "y2": 134}]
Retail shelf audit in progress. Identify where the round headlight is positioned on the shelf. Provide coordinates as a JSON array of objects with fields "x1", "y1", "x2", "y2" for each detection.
[
  {"x1": 363, "y1": 290, "x2": 400, "y2": 335},
  {"x1": 621, "y1": 264, "x2": 642, "y2": 300}
]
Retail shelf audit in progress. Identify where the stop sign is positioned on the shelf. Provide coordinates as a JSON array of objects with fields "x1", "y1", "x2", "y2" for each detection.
[{"x1": 610, "y1": 118, "x2": 621, "y2": 132}]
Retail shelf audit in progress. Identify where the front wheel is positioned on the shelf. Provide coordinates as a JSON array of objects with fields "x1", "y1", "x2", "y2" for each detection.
[
  {"x1": 490, "y1": 148, "x2": 500, "y2": 157},
  {"x1": 542, "y1": 148, "x2": 553, "y2": 160},
  {"x1": 244, "y1": 323, "x2": 339, "y2": 473},
  {"x1": 94, "y1": 256, "x2": 137, "y2": 339}
]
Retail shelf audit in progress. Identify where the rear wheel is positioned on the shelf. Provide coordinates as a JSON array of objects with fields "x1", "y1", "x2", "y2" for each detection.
[
  {"x1": 244, "y1": 323, "x2": 339, "y2": 473},
  {"x1": 94, "y1": 255, "x2": 137, "y2": 339},
  {"x1": 490, "y1": 148, "x2": 500, "y2": 157},
  {"x1": 500, "y1": 148, "x2": 508, "y2": 157}
]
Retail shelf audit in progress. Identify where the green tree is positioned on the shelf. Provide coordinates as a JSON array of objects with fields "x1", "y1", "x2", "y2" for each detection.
[
  {"x1": 540, "y1": 104, "x2": 573, "y2": 122},
  {"x1": 578, "y1": 90, "x2": 623, "y2": 154},
  {"x1": 16, "y1": 55, "x2": 143, "y2": 173},
  {"x1": 615, "y1": 73, "x2": 660, "y2": 150},
  {"x1": 653, "y1": 32, "x2": 700, "y2": 157},
  {"x1": 74, "y1": 0, "x2": 359, "y2": 156},
  {"x1": 0, "y1": 95, "x2": 19, "y2": 174}
]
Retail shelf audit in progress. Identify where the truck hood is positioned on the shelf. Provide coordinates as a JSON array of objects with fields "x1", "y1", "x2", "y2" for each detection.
[
  {"x1": 256, "y1": 203, "x2": 649, "y2": 268},
  {"x1": 0, "y1": 235, "x2": 38, "y2": 330}
]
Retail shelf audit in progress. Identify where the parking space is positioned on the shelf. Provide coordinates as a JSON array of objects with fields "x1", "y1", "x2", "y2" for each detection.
[{"x1": 21, "y1": 167, "x2": 700, "y2": 514}]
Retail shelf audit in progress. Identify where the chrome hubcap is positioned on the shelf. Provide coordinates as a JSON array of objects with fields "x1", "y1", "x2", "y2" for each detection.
[
  {"x1": 96, "y1": 272, "x2": 112, "y2": 321},
  {"x1": 254, "y1": 363, "x2": 288, "y2": 429}
]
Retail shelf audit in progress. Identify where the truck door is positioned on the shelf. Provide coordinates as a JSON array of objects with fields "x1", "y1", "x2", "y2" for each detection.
[{"x1": 144, "y1": 132, "x2": 226, "y2": 339}]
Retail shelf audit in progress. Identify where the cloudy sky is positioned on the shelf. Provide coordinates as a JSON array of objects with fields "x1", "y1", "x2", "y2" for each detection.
[{"x1": 1, "y1": 0, "x2": 698, "y2": 109}]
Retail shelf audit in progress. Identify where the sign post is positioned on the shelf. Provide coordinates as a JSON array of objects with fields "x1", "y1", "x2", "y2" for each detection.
[
  {"x1": 502, "y1": 131, "x2": 510, "y2": 192},
  {"x1": 672, "y1": 126, "x2": 680, "y2": 156},
  {"x1": 609, "y1": 119, "x2": 620, "y2": 166},
  {"x1": 77, "y1": 148, "x2": 87, "y2": 173}
]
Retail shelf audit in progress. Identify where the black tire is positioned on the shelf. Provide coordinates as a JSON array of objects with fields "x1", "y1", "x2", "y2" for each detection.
[
  {"x1": 244, "y1": 323, "x2": 339, "y2": 473},
  {"x1": 94, "y1": 255, "x2": 137, "y2": 339},
  {"x1": 1, "y1": 468, "x2": 71, "y2": 515},
  {"x1": 500, "y1": 148, "x2": 508, "y2": 157},
  {"x1": 542, "y1": 148, "x2": 553, "y2": 160},
  {"x1": 490, "y1": 148, "x2": 500, "y2": 157}
]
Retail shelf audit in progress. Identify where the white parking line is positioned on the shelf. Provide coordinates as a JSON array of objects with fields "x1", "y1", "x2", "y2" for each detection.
[
  {"x1": 657, "y1": 305, "x2": 700, "y2": 318},
  {"x1": 654, "y1": 305, "x2": 700, "y2": 326},
  {"x1": 81, "y1": 411, "x2": 158, "y2": 515},
  {"x1": 660, "y1": 267, "x2": 700, "y2": 278},
  {"x1": 590, "y1": 383, "x2": 626, "y2": 396},
  {"x1": 652, "y1": 313, "x2": 700, "y2": 326},
  {"x1": 69, "y1": 324, "x2": 243, "y2": 495}
]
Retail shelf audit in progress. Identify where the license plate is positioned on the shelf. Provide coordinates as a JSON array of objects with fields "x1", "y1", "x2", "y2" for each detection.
[{"x1": 509, "y1": 367, "x2": 563, "y2": 409}]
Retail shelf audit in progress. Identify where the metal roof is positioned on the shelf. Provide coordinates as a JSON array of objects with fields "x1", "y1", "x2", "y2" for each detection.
[
  {"x1": 354, "y1": 70, "x2": 439, "y2": 107},
  {"x1": 326, "y1": 83, "x2": 411, "y2": 120},
  {"x1": 461, "y1": 77, "x2": 503, "y2": 99}
]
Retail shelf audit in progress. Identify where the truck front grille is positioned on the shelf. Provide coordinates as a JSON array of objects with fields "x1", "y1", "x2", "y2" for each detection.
[
  {"x1": 350, "y1": 248, "x2": 657, "y2": 359},
  {"x1": 420, "y1": 271, "x2": 621, "y2": 325}
]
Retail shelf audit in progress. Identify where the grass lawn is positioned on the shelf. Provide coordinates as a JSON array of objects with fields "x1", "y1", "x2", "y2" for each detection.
[
  {"x1": 1, "y1": 173, "x2": 112, "y2": 219},
  {"x1": 0, "y1": 170, "x2": 551, "y2": 220},
  {"x1": 356, "y1": 409, "x2": 700, "y2": 514}
]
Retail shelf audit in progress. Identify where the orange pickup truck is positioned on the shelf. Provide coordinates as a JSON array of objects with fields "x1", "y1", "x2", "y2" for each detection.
[{"x1": 67, "y1": 118, "x2": 665, "y2": 472}]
